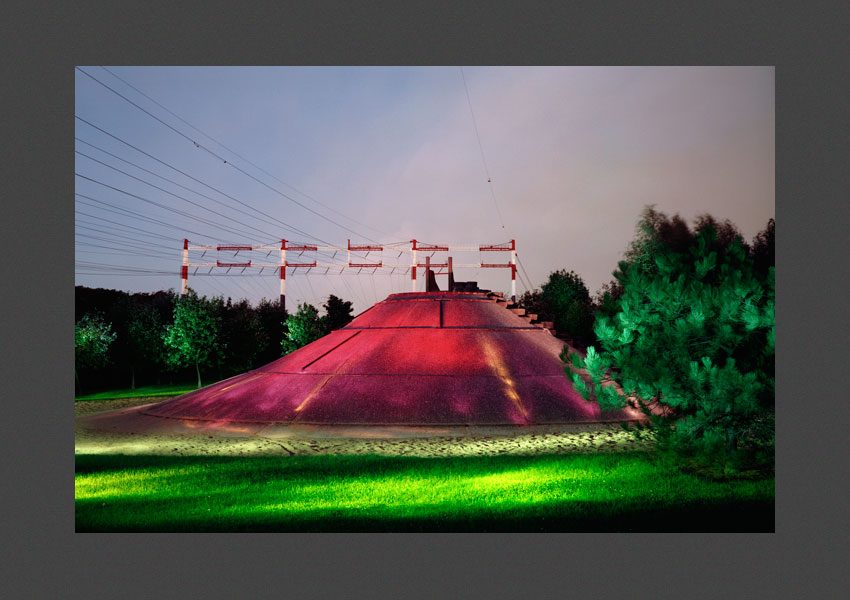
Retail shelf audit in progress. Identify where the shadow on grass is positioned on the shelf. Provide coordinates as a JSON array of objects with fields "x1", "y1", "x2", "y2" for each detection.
[
  {"x1": 76, "y1": 496, "x2": 774, "y2": 533},
  {"x1": 76, "y1": 451, "x2": 656, "y2": 475}
]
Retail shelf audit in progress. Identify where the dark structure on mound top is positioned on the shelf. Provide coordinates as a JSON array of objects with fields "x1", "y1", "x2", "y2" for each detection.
[{"x1": 143, "y1": 291, "x2": 642, "y2": 425}]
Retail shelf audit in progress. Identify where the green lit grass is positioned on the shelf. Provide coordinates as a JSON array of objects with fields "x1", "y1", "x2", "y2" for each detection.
[
  {"x1": 75, "y1": 383, "x2": 199, "y2": 402},
  {"x1": 75, "y1": 453, "x2": 774, "y2": 532}
]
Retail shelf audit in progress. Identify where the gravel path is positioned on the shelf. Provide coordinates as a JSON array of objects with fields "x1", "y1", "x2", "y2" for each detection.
[
  {"x1": 75, "y1": 398, "x2": 655, "y2": 457},
  {"x1": 75, "y1": 398, "x2": 166, "y2": 415}
]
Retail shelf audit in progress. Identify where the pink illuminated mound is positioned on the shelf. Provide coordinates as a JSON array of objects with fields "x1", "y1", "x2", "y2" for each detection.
[{"x1": 144, "y1": 292, "x2": 642, "y2": 425}]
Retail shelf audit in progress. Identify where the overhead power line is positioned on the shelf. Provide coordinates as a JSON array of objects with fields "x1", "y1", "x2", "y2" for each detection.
[
  {"x1": 76, "y1": 249, "x2": 173, "y2": 260},
  {"x1": 76, "y1": 137, "x2": 306, "y2": 240},
  {"x1": 76, "y1": 195, "x2": 237, "y2": 244},
  {"x1": 76, "y1": 67, "x2": 383, "y2": 244},
  {"x1": 515, "y1": 254, "x2": 534, "y2": 292},
  {"x1": 75, "y1": 212, "x2": 178, "y2": 242},
  {"x1": 76, "y1": 150, "x2": 285, "y2": 241},
  {"x1": 75, "y1": 238, "x2": 177, "y2": 260},
  {"x1": 75, "y1": 118, "x2": 371, "y2": 263},
  {"x1": 99, "y1": 66, "x2": 390, "y2": 238},
  {"x1": 75, "y1": 227, "x2": 180, "y2": 251},
  {"x1": 460, "y1": 67, "x2": 506, "y2": 231},
  {"x1": 75, "y1": 172, "x2": 273, "y2": 244},
  {"x1": 75, "y1": 116, "x2": 321, "y2": 243},
  {"x1": 75, "y1": 245, "x2": 164, "y2": 258}
]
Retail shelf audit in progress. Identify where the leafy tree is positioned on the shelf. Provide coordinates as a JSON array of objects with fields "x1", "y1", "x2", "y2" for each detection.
[
  {"x1": 74, "y1": 287, "x2": 179, "y2": 390},
  {"x1": 565, "y1": 209, "x2": 775, "y2": 475},
  {"x1": 516, "y1": 289, "x2": 547, "y2": 318},
  {"x1": 75, "y1": 312, "x2": 117, "y2": 392},
  {"x1": 163, "y1": 289, "x2": 221, "y2": 388},
  {"x1": 282, "y1": 303, "x2": 324, "y2": 355},
  {"x1": 75, "y1": 286, "x2": 126, "y2": 322},
  {"x1": 751, "y1": 217, "x2": 775, "y2": 280},
  {"x1": 220, "y1": 298, "x2": 269, "y2": 375},
  {"x1": 126, "y1": 302, "x2": 166, "y2": 389},
  {"x1": 592, "y1": 280, "x2": 624, "y2": 320},
  {"x1": 322, "y1": 294, "x2": 354, "y2": 332},
  {"x1": 540, "y1": 269, "x2": 595, "y2": 346},
  {"x1": 256, "y1": 298, "x2": 287, "y2": 364},
  {"x1": 517, "y1": 273, "x2": 594, "y2": 346}
]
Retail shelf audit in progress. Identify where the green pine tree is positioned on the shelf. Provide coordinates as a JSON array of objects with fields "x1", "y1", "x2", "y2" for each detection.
[{"x1": 566, "y1": 209, "x2": 775, "y2": 475}]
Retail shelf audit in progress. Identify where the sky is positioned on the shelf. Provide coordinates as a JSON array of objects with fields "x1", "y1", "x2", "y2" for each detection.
[{"x1": 75, "y1": 66, "x2": 774, "y2": 314}]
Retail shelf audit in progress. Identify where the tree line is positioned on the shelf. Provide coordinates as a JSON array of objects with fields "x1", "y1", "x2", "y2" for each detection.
[{"x1": 75, "y1": 287, "x2": 353, "y2": 393}]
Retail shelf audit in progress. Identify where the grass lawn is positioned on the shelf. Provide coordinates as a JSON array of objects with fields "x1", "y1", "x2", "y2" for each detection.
[
  {"x1": 75, "y1": 383, "x2": 200, "y2": 402},
  {"x1": 75, "y1": 452, "x2": 774, "y2": 532}
]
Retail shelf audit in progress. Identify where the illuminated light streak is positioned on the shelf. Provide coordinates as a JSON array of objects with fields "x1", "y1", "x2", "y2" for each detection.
[
  {"x1": 480, "y1": 336, "x2": 529, "y2": 422},
  {"x1": 293, "y1": 373, "x2": 336, "y2": 414},
  {"x1": 202, "y1": 373, "x2": 266, "y2": 401}
]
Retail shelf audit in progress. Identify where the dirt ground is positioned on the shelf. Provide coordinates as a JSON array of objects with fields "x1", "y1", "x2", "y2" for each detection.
[{"x1": 75, "y1": 398, "x2": 655, "y2": 457}]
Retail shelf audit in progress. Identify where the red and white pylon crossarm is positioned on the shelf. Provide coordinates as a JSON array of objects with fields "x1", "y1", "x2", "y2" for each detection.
[{"x1": 179, "y1": 238, "x2": 518, "y2": 308}]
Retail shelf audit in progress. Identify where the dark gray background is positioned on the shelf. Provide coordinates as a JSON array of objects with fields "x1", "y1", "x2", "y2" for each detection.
[{"x1": 1, "y1": 1, "x2": 848, "y2": 598}]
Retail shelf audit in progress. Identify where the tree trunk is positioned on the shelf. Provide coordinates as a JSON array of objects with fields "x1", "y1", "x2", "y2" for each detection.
[
  {"x1": 75, "y1": 367, "x2": 81, "y2": 395},
  {"x1": 195, "y1": 362, "x2": 202, "y2": 388},
  {"x1": 130, "y1": 366, "x2": 135, "y2": 390},
  {"x1": 725, "y1": 397, "x2": 737, "y2": 476}
]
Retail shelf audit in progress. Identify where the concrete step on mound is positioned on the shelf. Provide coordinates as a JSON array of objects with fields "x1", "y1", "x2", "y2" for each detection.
[
  {"x1": 500, "y1": 303, "x2": 553, "y2": 335},
  {"x1": 499, "y1": 301, "x2": 546, "y2": 328}
]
